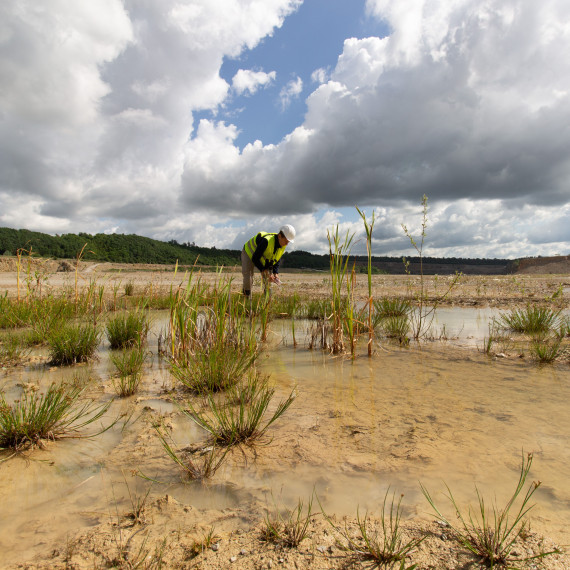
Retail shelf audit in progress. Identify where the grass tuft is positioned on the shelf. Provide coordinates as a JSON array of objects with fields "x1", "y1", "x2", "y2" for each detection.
[
  {"x1": 106, "y1": 310, "x2": 150, "y2": 349},
  {"x1": 183, "y1": 374, "x2": 296, "y2": 447},
  {"x1": 0, "y1": 333, "x2": 30, "y2": 367},
  {"x1": 111, "y1": 345, "x2": 149, "y2": 397},
  {"x1": 48, "y1": 323, "x2": 101, "y2": 365},
  {"x1": 530, "y1": 337, "x2": 562, "y2": 363},
  {"x1": 261, "y1": 494, "x2": 315, "y2": 547},
  {"x1": 0, "y1": 381, "x2": 112, "y2": 451},
  {"x1": 154, "y1": 422, "x2": 230, "y2": 480},
  {"x1": 499, "y1": 305, "x2": 562, "y2": 335},
  {"x1": 320, "y1": 489, "x2": 424, "y2": 568},
  {"x1": 421, "y1": 453, "x2": 561, "y2": 568}
]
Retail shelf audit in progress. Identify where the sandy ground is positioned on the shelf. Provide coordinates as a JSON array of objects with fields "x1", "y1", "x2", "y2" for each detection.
[
  {"x1": 1, "y1": 260, "x2": 570, "y2": 569},
  {"x1": 1, "y1": 257, "x2": 569, "y2": 307}
]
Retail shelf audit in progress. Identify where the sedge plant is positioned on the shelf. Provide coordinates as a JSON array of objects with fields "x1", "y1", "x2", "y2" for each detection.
[
  {"x1": 182, "y1": 373, "x2": 296, "y2": 447},
  {"x1": 0, "y1": 381, "x2": 113, "y2": 452},
  {"x1": 48, "y1": 322, "x2": 101, "y2": 365},
  {"x1": 261, "y1": 493, "x2": 315, "y2": 548},
  {"x1": 319, "y1": 489, "x2": 424, "y2": 568},
  {"x1": 421, "y1": 453, "x2": 560, "y2": 568}
]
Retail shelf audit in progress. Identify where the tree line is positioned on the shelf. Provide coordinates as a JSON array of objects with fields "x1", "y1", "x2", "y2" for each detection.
[{"x1": 0, "y1": 227, "x2": 513, "y2": 273}]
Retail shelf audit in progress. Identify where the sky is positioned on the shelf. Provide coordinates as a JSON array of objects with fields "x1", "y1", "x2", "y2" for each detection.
[{"x1": 1, "y1": 0, "x2": 570, "y2": 259}]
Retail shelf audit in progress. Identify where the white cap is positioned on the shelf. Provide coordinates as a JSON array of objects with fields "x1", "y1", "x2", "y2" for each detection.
[{"x1": 280, "y1": 224, "x2": 296, "y2": 243}]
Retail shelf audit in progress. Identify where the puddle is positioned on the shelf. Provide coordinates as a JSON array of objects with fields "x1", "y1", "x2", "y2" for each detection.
[{"x1": 1, "y1": 308, "x2": 569, "y2": 565}]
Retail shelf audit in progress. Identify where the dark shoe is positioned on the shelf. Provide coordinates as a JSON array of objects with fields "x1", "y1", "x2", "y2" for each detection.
[{"x1": 243, "y1": 289, "x2": 251, "y2": 297}]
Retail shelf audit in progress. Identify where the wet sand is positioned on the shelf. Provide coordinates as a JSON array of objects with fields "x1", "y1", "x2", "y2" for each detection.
[{"x1": 0, "y1": 264, "x2": 569, "y2": 569}]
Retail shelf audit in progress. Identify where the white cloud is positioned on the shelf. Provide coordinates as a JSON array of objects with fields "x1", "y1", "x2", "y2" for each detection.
[
  {"x1": 311, "y1": 67, "x2": 329, "y2": 84},
  {"x1": 178, "y1": 0, "x2": 570, "y2": 257},
  {"x1": 0, "y1": 0, "x2": 301, "y2": 236},
  {"x1": 279, "y1": 76, "x2": 303, "y2": 109},
  {"x1": 232, "y1": 69, "x2": 276, "y2": 95},
  {"x1": 1, "y1": 0, "x2": 570, "y2": 259}
]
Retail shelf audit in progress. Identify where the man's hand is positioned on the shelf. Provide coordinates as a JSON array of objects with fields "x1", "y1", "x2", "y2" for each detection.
[{"x1": 269, "y1": 274, "x2": 281, "y2": 284}]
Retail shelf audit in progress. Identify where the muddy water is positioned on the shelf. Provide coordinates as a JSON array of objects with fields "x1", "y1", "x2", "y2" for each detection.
[{"x1": 1, "y1": 308, "x2": 569, "y2": 565}]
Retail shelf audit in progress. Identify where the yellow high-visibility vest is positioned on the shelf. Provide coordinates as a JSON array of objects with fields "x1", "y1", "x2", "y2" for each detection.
[{"x1": 244, "y1": 232, "x2": 285, "y2": 267}]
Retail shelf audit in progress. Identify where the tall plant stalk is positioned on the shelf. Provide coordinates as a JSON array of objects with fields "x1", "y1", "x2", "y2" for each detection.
[
  {"x1": 356, "y1": 206, "x2": 376, "y2": 356},
  {"x1": 402, "y1": 195, "x2": 461, "y2": 339}
]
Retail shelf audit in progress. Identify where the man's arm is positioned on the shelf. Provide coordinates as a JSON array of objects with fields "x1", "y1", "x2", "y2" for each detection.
[{"x1": 251, "y1": 236, "x2": 269, "y2": 272}]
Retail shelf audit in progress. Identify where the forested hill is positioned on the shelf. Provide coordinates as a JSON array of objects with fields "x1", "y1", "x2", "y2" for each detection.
[
  {"x1": 0, "y1": 227, "x2": 515, "y2": 274},
  {"x1": 0, "y1": 227, "x2": 239, "y2": 267}
]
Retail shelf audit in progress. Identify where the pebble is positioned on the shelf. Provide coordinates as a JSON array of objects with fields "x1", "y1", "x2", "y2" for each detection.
[
  {"x1": 211, "y1": 543, "x2": 219, "y2": 552},
  {"x1": 230, "y1": 556, "x2": 237, "y2": 563},
  {"x1": 240, "y1": 549, "x2": 248, "y2": 555}
]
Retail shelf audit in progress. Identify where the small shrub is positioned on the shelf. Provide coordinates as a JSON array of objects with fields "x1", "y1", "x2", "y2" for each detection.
[{"x1": 48, "y1": 323, "x2": 101, "y2": 365}]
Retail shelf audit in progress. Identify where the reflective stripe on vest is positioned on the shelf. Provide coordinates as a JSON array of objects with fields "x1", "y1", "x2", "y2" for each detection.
[{"x1": 244, "y1": 232, "x2": 284, "y2": 266}]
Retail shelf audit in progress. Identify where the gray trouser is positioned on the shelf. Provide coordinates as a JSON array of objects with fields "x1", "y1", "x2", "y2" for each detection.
[{"x1": 241, "y1": 249, "x2": 254, "y2": 292}]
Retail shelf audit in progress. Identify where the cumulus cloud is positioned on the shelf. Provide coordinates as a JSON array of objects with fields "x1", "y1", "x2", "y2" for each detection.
[
  {"x1": 232, "y1": 69, "x2": 276, "y2": 95},
  {"x1": 180, "y1": 0, "x2": 570, "y2": 257},
  {"x1": 2, "y1": 0, "x2": 570, "y2": 259},
  {"x1": 0, "y1": 0, "x2": 301, "y2": 236}
]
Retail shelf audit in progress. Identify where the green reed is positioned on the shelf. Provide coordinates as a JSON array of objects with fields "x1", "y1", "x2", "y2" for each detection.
[
  {"x1": 327, "y1": 225, "x2": 355, "y2": 354},
  {"x1": 356, "y1": 206, "x2": 376, "y2": 356}
]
